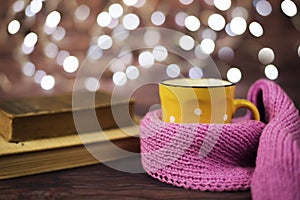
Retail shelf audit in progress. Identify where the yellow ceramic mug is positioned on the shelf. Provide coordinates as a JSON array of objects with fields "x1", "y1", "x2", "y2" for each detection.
[{"x1": 159, "y1": 78, "x2": 260, "y2": 123}]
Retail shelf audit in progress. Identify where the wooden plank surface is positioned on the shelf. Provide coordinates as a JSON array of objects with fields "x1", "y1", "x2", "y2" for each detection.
[{"x1": 0, "y1": 157, "x2": 252, "y2": 200}]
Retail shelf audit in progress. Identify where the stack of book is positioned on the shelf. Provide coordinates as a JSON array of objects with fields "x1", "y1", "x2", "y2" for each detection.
[{"x1": 0, "y1": 91, "x2": 140, "y2": 179}]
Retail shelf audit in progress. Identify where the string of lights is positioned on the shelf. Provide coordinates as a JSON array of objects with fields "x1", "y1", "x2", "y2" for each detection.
[{"x1": 2, "y1": 0, "x2": 299, "y2": 92}]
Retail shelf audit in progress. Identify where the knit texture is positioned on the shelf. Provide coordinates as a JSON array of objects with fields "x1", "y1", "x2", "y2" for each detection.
[
  {"x1": 140, "y1": 79, "x2": 300, "y2": 199},
  {"x1": 249, "y1": 80, "x2": 300, "y2": 200}
]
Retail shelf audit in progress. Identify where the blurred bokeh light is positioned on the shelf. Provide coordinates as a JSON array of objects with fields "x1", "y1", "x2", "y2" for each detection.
[{"x1": 0, "y1": 0, "x2": 299, "y2": 115}]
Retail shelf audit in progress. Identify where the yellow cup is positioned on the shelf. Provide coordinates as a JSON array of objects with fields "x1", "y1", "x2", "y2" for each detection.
[{"x1": 159, "y1": 78, "x2": 260, "y2": 123}]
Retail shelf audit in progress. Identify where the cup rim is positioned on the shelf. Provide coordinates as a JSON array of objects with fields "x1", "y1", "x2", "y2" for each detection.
[{"x1": 160, "y1": 78, "x2": 235, "y2": 88}]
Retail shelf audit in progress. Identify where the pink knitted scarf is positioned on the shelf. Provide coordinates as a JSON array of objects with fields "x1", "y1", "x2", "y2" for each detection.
[{"x1": 140, "y1": 79, "x2": 300, "y2": 200}]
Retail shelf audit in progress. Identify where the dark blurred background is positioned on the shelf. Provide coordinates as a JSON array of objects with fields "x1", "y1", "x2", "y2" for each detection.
[{"x1": 0, "y1": 0, "x2": 299, "y2": 116}]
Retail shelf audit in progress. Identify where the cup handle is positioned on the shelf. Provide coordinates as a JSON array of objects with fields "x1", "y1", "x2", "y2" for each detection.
[{"x1": 233, "y1": 99, "x2": 260, "y2": 121}]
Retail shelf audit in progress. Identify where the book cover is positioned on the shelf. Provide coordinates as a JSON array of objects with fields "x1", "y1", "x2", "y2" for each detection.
[
  {"x1": 0, "y1": 91, "x2": 134, "y2": 141},
  {"x1": 0, "y1": 125, "x2": 140, "y2": 180}
]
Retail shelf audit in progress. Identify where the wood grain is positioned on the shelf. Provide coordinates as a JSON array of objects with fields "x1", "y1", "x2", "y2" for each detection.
[{"x1": 0, "y1": 157, "x2": 252, "y2": 200}]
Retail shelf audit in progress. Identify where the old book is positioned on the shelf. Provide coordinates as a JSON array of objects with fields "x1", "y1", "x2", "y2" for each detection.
[
  {"x1": 0, "y1": 124, "x2": 140, "y2": 180},
  {"x1": 0, "y1": 91, "x2": 134, "y2": 142}
]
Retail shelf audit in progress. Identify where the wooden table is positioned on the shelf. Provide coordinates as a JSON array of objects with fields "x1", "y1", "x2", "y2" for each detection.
[{"x1": 0, "y1": 156, "x2": 251, "y2": 200}]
